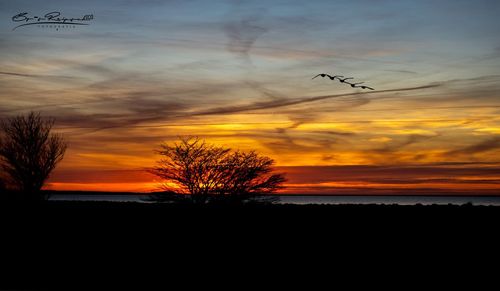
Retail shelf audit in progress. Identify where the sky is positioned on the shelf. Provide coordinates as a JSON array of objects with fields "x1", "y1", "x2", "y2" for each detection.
[{"x1": 1, "y1": 0, "x2": 500, "y2": 195}]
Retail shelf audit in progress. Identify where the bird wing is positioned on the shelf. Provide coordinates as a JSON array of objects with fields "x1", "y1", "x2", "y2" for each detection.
[{"x1": 312, "y1": 74, "x2": 323, "y2": 79}]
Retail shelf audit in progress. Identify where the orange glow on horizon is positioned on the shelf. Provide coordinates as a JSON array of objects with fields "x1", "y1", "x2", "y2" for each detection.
[{"x1": 45, "y1": 164, "x2": 500, "y2": 195}]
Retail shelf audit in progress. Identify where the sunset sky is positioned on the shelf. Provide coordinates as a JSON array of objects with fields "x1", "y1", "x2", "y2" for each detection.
[{"x1": 1, "y1": 0, "x2": 500, "y2": 194}]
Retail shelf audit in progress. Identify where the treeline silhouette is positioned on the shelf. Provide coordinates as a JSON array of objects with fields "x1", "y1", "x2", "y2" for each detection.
[{"x1": 0, "y1": 112, "x2": 285, "y2": 204}]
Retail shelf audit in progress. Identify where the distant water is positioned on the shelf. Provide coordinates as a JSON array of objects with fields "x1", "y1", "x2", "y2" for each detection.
[
  {"x1": 50, "y1": 194, "x2": 500, "y2": 206},
  {"x1": 278, "y1": 195, "x2": 500, "y2": 206},
  {"x1": 50, "y1": 194, "x2": 145, "y2": 203}
]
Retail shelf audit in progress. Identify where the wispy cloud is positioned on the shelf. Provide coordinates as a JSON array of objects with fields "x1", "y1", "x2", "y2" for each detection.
[
  {"x1": 223, "y1": 5, "x2": 268, "y2": 63},
  {"x1": 383, "y1": 69, "x2": 418, "y2": 74},
  {"x1": 372, "y1": 134, "x2": 438, "y2": 154},
  {"x1": 188, "y1": 84, "x2": 441, "y2": 116},
  {"x1": 446, "y1": 137, "x2": 500, "y2": 156},
  {"x1": 0, "y1": 71, "x2": 78, "y2": 80}
]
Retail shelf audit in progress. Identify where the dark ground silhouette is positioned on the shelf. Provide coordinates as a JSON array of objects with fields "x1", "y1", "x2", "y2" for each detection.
[{"x1": 1, "y1": 197, "x2": 498, "y2": 290}]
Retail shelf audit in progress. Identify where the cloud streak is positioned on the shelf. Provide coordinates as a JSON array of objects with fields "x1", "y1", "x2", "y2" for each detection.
[
  {"x1": 0, "y1": 71, "x2": 78, "y2": 80},
  {"x1": 373, "y1": 134, "x2": 438, "y2": 154},
  {"x1": 188, "y1": 84, "x2": 441, "y2": 116},
  {"x1": 446, "y1": 137, "x2": 500, "y2": 156},
  {"x1": 15, "y1": 83, "x2": 441, "y2": 135}
]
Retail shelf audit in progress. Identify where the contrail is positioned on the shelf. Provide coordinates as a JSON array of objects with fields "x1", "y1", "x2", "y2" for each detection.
[
  {"x1": 0, "y1": 71, "x2": 77, "y2": 79},
  {"x1": 188, "y1": 84, "x2": 441, "y2": 116}
]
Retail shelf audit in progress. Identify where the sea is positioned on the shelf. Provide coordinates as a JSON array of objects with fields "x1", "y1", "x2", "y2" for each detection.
[{"x1": 49, "y1": 194, "x2": 500, "y2": 206}]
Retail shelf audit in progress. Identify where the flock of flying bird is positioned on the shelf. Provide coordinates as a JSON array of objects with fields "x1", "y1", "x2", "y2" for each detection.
[{"x1": 312, "y1": 73, "x2": 374, "y2": 90}]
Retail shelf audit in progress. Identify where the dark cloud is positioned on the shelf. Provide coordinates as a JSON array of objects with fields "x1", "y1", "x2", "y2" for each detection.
[
  {"x1": 0, "y1": 71, "x2": 78, "y2": 80},
  {"x1": 312, "y1": 131, "x2": 356, "y2": 136},
  {"x1": 373, "y1": 134, "x2": 438, "y2": 154},
  {"x1": 280, "y1": 164, "x2": 500, "y2": 184},
  {"x1": 49, "y1": 164, "x2": 500, "y2": 188},
  {"x1": 292, "y1": 96, "x2": 370, "y2": 122},
  {"x1": 446, "y1": 137, "x2": 500, "y2": 156},
  {"x1": 442, "y1": 74, "x2": 500, "y2": 85},
  {"x1": 30, "y1": 83, "x2": 442, "y2": 136},
  {"x1": 321, "y1": 155, "x2": 337, "y2": 162},
  {"x1": 260, "y1": 134, "x2": 335, "y2": 154},
  {"x1": 188, "y1": 84, "x2": 441, "y2": 116},
  {"x1": 184, "y1": 130, "x2": 340, "y2": 155},
  {"x1": 279, "y1": 164, "x2": 500, "y2": 194}
]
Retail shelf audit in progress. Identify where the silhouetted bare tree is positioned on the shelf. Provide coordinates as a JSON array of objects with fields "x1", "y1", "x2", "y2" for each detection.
[
  {"x1": 0, "y1": 112, "x2": 67, "y2": 200},
  {"x1": 149, "y1": 137, "x2": 285, "y2": 204}
]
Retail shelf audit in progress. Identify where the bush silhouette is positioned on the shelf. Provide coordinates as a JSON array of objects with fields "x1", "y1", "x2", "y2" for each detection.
[
  {"x1": 149, "y1": 137, "x2": 285, "y2": 204},
  {"x1": 0, "y1": 112, "x2": 67, "y2": 200}
]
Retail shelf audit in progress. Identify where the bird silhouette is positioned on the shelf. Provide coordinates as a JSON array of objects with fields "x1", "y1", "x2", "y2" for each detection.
[
  {"x1": 312, "y1": 74, "x2": 345, "y2": 80},
  {"x1": 346, "y1": 82, "x2": 364, "y2": 88},
  {"x1": 338, "y1": 77, "x2": 354, "y2": 83},
  {"x1": 312, "y1": 74, "x2": 375, "y2": 90},
  {"x1": 328, "y1": 75, "x2": 344, "y2": 81},
  {"x1": 349, "y1": 82, "x2": 374, "y2": 90},
  {"x1": 312, "y1": 73, "x2": 331, "y2": 80},
  {"x1": 354, "y1": 85, "x2": 375, "y2": 90}
]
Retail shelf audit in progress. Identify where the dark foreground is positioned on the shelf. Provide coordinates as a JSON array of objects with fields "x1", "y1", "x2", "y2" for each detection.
[
  {"x1": 3, "y1": 199, "x2": 500, "y2": 224},
  {"x1": 2, "y1": 201, "x2": 499, "y2": 289},
  {"x1": 3, "y1": 200, "x2": 500, "y2": 246},
  {"x1": 3, "y1": 200, "x2": 500, "y2": 240}
]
